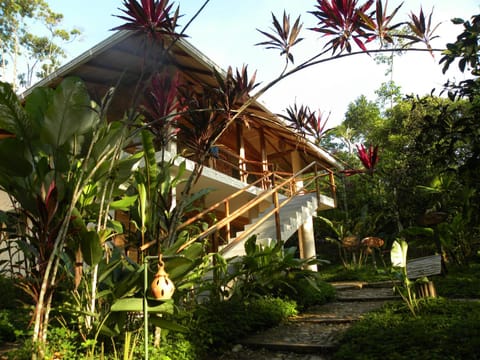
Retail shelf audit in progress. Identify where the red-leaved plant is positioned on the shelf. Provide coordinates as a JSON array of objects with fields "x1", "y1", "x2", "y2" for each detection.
[
  {"x1": 341, "y1": 143, "x2": 379, "y2": 176},
  {"x1": 142, "y1": 69, "x2": 182, "y2": 149},
  {"x1": 357, "y1": 143, "x2": 379, "y2": 172},
  {"x1": 112, "y1": 0, "x2": 182, "y2": 39},
  {"x1": 279, "y1": 103, "x2": 330, "y2": 144},
  {"x1": 309, "y1": 0, "x2": 375, "y2": 53}
]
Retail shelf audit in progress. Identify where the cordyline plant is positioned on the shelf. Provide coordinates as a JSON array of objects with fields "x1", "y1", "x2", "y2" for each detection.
[
  {"x1": 112, "y1": 0, "x2": 182, "y2": 40},
  {"x1": 279, "y1": 103, "x2": 331, "y2": 145},
  {"x1": 250, "y1": 0, "x2": 441, "y2": 98},
  {"x1": 141, "y1": 69, "x2": 182, "y2": 153},
  {"x1": 341, "y1": 143, "x2": 380, "y2": 176}
]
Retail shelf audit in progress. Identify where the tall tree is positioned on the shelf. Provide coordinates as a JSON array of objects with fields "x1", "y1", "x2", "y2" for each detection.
[{"x1": 0, "y1": 0, "x2": 80, "y2": 91}]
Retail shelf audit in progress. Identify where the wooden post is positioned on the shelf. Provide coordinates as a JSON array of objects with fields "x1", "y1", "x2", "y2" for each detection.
[
  {"x1": 236, "y1": 122, "x2": 247, "y2": 182},
  {"x1": 329, "y1": 170, "x2": 336, "y2": 206},
  {"x1": 273, "y1": 190, "x2": 281, "y2": 242},
  {"x1": 259, "y1": 128, "x2": 269, "y2": 189},
  {"x1": 416, "y1": 281, "x2": 437, "y2": 298},
  {"x1": 225, "y1": 201, "x2": 230, "y2": 244}
]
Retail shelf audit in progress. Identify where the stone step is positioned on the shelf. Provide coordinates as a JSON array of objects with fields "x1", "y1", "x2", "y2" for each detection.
[
  {"x1": 290, "y1": 317, "x2": 356, "y2": 324},
  {"x1": 239, "y1": 321, "x2": 350, "y2": 354},
  {"x1": 336, "y1": 295, "x2": 399, "y2": 302},
  {"x1": 335, "y1": 285, "x2": 399, "y2": 302},
  {"x1": 239, "y1": 340, "x2": 338, "y2": 355}
]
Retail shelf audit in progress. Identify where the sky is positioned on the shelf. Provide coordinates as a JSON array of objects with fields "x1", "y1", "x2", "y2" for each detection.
[{"x1": 43, "y1": 0, "x2": 480, "y2": 127}]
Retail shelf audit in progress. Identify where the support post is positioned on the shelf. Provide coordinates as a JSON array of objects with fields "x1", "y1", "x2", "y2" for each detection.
[{"x1": 291, "y1": 151, "x2": 318, "y2": 271}]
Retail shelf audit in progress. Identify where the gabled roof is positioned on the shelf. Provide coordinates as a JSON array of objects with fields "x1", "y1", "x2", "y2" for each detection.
[{"x1": 22, "y1": 30, "x2": 342, "y2": 171}]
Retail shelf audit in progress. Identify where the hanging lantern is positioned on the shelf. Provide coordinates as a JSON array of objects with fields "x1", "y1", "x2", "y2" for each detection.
[{"x1": 150, "y1": 255, "x2": 175, "y2": 300}]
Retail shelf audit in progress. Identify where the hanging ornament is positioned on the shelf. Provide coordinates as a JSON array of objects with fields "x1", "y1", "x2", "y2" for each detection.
[{"x1": 150, "y1": 254, "x2": 175, "y2": 300}]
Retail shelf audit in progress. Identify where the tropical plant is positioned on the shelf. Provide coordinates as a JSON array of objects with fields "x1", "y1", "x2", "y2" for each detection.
[
  {"x1": 223, "y1": 236, "x2": 329, "y2": 302},
  {"x1": 0, "y1": 77, "x2": 138, "y2": 357},
  {"x1": 279, "y1": 103, "x2": 331, "y2": 145},
  {"x1": 390, "y1": 238, "x2": 420, "y2": 316}
]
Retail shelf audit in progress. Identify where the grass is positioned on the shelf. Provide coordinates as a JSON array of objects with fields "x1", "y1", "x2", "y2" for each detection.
[
  {"x1": 318, "y1": 263, "x2": 391, "y2": 283},
  {"x1": 334, "y1": 298, "x2": 480, "y2": 360},
  {"x1": 435, "y1": 263, "x2": 480, "y2": 298},
  {"x1": 319, "y1": 262, "x2": 480, "y2": 298}
]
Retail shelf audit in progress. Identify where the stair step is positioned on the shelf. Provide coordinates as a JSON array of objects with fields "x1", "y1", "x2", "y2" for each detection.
[
  {"x1": 239, "y1": 340, "x2": 338, "y2": 354},
  {"x1": 239, "y1": 321, "x2": 350, "y2": 353},
  {"x1": 290, "y1": 317, "x2": 357, "y2": 324},
  {"x1": 336, "y1": 295, "x2": 399, "y2": 302},
  {"x1": 222, "y1": 194, "x2": 319, "y2": 257}
]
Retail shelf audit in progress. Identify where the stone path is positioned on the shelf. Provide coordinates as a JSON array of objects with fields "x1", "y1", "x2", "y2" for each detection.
[{"x1": 214, "y1": 281, "x2": 399, "y2": 360}]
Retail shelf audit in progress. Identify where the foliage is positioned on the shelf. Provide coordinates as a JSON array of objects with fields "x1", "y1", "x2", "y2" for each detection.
[
  {"x1": 435, "y1": 263, "x2": 480, "y2": 298},
  {"x1": 279, "y1": 103, "x2": 331, "y2": 144},
  {"x1": 309, "y1": 0, "x2": 375, "y2": 53},
  {"x1": 316, "y1": 214, "x2": 386, "y2": 269},
  {"x1": 0, "y1": 309, "x2": 17, "y2": 343},
  {"x1": 1, "y1": 0, "x2": 476, "y2": 358},
  {"x1": 320, "y1": 90, "x2": 480, "y2": 269},
  {"x1": 0, "y1": 0, "x2": 80, "y2": 89},
  {"x1": 0, "y1": 76, "x2": 136, "y2": 355},
  {"x1": 224, "y1": 236, "x2": 329, "y2": 301},
  {"x1": 135, "y1": 332, "x2": 197, "y2": 360},
  {"x1": 317, "y1": 263, "x2": 390, "y2": 282},
  {"x1": 292, "y1": 276, "x2": 336, "y2": 309},
  {"x1": 0, "y1": 278, "x2": 30, "y2": 344},
  {"x1": 112, "y1": 0, "x2": 182, "y2": 40},
  {"x1": 441, "y1": 15, "x2": 480, "y2": 99},
  {"x1": 256, "y1": 11, "x2": 303, "y2": 64},
  {"x1": 334, "y1": 299, "x2": 480, "y2": 360},
  {"x1": 190, "y1": 296, "x2": 297, "y2": 356}
]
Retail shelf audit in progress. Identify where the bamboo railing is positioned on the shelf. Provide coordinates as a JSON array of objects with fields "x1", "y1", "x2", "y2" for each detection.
[{"x1": 176, "y1": 161, "x2": 336, "y2": 254}]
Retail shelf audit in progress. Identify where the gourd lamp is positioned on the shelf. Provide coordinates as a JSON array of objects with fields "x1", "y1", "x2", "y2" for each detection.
[{"x1": 150, "y1": 254, "x2": 175, "y2": 300}]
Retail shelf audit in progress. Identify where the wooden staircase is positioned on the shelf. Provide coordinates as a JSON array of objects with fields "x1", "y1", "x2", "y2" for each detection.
[
  {"x1": 176, "y1": 161, "x2": 337, "y2": 255},
  {"x1": 220, "y1": 193, "x2": 319, "y2": 258}
]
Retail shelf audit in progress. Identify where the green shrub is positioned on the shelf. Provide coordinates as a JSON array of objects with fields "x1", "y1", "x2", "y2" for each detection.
[
  {"x1": 44, "y1": 325, "x2": 81, "y2": 359},
  {"x1": 0, "y1": 277, "x2": 16, "y2": 308},
  {"x1": 0, "y1": 309, "x2": 16, "y2": 343},
  {"x1": 134, "y1": 332, "x2": 197, "y2": 360},
  {"x1": 191, "y1": 296, "x2": 297, "y2": 357},
  {"x1": 0, "y1": 307, "x2": 30, "y2": 344},
  {"x1": 290, "y1": 276, "x2": 336, "y2": 309},
  {"x1": 247, "y1": 297, "x2": 297, "y2": 326},
  {"x1": 318, "y1": 264, "x2": 390, "y2": 282},
  {"x1": 4, "y1": 325, "x2": 79, "y2": 360},
  {"x1": 435, "y1": 264, "x2": 480, "y2": 298}
]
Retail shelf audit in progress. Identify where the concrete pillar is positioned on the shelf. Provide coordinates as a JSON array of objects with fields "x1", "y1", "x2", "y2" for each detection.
[{"x1": 291, "y1": 151, "x2": 318, "y2": 271}]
